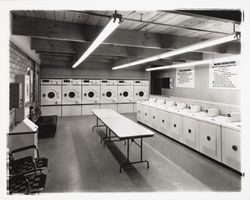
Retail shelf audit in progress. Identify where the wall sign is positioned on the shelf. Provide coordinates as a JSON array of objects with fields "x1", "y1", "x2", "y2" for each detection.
[
  {"x1": 176, "y1": 66, "x2": 195, "y2": 88},
  {"x1": 209, "y1": 60, "x2": 240, "y2": 89}
]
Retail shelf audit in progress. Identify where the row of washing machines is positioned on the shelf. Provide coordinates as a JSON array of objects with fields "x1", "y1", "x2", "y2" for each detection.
[{"x1": 40, "y1": 79, "x2": 149, "y2": 116}]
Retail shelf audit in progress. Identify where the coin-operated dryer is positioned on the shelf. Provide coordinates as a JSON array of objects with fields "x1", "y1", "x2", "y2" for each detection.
[
  {"x1": 117, "y1": 80, "x2": 134, "y2": 113},
  {"x1": 40, "y1": 79, "x2": 62, "y2": 116},
  {"x1": 62, "y1": 79, "x2": 81, "y2": 116},
  {"x1": 81, "y1": 79, "x2": 101, "y2": 115},
  {"x1": 133, "y1": 80, "x2": 149, "y2": 112},
  {"x1": 133, "y1": 80, "x2": 149, "y2": 101},
  {"x1": 100, "y1": 80, "x2": 118, "y2": 111}
]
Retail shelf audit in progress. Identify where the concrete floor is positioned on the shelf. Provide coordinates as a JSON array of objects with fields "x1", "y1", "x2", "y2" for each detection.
[{"x1": 38, "y1": 113, "x2": 241, "y2": 192}]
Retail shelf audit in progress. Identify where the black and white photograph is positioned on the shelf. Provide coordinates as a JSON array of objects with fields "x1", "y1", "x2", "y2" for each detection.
[{"x1": 1, "y1": 0, "x2": 250, "y2": 199}]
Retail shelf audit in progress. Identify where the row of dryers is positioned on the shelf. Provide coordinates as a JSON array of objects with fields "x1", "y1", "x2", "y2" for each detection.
[
  {"x1": 40, "y1": 79, "x2": 149, "y2": 116},
  {"x1": 41, "y1": 79, "x2": 149, "y2": 105}
]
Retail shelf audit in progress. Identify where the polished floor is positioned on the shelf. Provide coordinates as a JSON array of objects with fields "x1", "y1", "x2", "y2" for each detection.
[{"x1": 38, "y1": 113, "x2": 241, "y2": 192}]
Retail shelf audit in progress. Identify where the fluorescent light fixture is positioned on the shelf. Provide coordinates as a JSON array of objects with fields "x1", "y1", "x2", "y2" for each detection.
[
  {"x1": 112, "y1": 32, "x2": 240, "y2": 70},
  {"x1": 112, "y1": 55, "x2": 160, "y2": 70},
  {"x1": 146, "y1": 55, "x2": 240, "y2": 71},
  {"x1": 72, "y1": 15, "x2": 121, "y2": 68}
]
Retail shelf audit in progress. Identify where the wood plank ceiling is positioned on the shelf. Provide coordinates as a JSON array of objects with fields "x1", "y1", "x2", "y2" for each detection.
[{"x1": 11, "y1": 10, "x2": 241, "y2": 68}]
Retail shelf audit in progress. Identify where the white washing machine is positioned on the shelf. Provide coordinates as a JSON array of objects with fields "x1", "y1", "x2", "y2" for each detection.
[
  {"x1": 62, "y1": 79, "x2": 81, "y2": 116},
  {"x1": 100, "y1": 80, "x2": 118, "y2": 111},
  {"x1": 117, "y1": 80, "x2": 134, "y2": 113},
  {"x1": 117, "y1": 80, "x2": 133, "y2": 103},
  {"x1": 82, "y1": 80, "x2": 101, "y2": 115},
  {"x1": 133, "y1": 80, "x2": 149, "y2": 101},
  {"x1": 40, "y1": 79, "x2": 62, "y2": 116},
  {"x1": 133, "y1": 80, "x2": 149, "y2": 112},
  {"x1": 82, "y1": 80, "x2": 100, "y2": 104}
]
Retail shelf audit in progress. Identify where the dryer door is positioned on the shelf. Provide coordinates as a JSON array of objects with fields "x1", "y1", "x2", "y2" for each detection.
[
  {"x1": 101, "y1": 86, "x2": 117, "y2": 103},
  {"x1": 101, "y1": 90, "x2": 113, "y2": 103},
  {"x1": 118, "y1": 89, "x2": 132, "y2": 102},
  {"x1": 83, "y1": 89, "x2": 99, "y2": 103},
  {"x1": 135, "y1": 89, "x2": 146, "y2": 100},
  {"x1": 42, "y1": 89, "x2": 59, "y2": 105},
  {"x1": 134, "y1": 85, "x2": 148, "y2": 101},
  {"x1": 64, "y1": 89, "x2": 80, "y2": 104}
]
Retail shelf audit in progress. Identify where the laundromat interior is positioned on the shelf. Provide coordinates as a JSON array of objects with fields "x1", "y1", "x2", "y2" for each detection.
[{"x1": 4, "y1": 6, "x2": 250, "y2": 198}]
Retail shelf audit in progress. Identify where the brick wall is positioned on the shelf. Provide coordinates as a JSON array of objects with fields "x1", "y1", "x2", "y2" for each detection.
[{"x1": 9, "y1": 41, "x2": 40, "y2": 131}]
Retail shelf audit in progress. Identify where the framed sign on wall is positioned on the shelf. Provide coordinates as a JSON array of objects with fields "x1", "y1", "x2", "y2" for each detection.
[
  {"x1": 176, "y1": 66, "x2": 195, "y2": 88},
  {"x1": 209, "y1": 59, "x2": 240, "y2": 89}
]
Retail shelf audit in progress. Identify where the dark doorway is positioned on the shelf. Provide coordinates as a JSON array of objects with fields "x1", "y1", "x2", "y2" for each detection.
[{"x1": 150, "y1": 71, "x2": 162, "y2": 95}]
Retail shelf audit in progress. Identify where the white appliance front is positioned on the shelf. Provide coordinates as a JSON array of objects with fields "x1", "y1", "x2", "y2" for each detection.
[
  {"x1": 82, "y1": 86, "x2": 100, "y2": 104},
  {"x1": 62, "y1": 105, "x2": 81, "y2": 116},
  {"x1": 133, "y1": 80, "x2": 149, "y2": 101},
  {"x1": 117, "y1": 80, "x2": 133, "y2": 103},
  {"x1": 100, "y1": 80, "x2": 117, "y2": 103},
  {"x1": 82, "y1": 80, "x2": 101, "y2": 104},
  {"x1": 82, "y1": 104, "x2": 101, "y2": 115},
  {"x1": 62, "y1": 85, "x2": 81, "y2": 104},
  {"x1": 41, "y1": 85, "x2": 61, "y2": 105},
  {"x1": 133, "y1": 85, "x2": 149, "y2": 101},
  {"x1": 101, "y1": 103, "x2": 117, "y2": 112},
  {"x1": 117, "y1": 103, "x2": 134, "y2": 113}
]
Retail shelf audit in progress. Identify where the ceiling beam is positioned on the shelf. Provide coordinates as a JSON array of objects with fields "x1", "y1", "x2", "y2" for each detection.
[
  {"x1": 171, "y1": 10, "x2": 242, "y2": 24},
  {"x1": 32, "y1": 38, "x2": 203, "y2": 61},
  {"x1": 13, "y1": 15, "x2": 239, "y2": 54}
]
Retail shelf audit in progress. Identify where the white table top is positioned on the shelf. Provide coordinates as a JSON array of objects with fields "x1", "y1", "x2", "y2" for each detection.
[
  {"x1": 92, "y1": 109, "x2": 155, "y2": 139},
  {"x1": 91, "y1": 109, "x2": 122, "y2": 119},
  {"x1": 101, "y1": 117, "x2": 155, "y2": 139}
]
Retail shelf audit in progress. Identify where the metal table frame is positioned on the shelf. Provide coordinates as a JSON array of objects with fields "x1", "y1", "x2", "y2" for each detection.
[{"x1": 92, "y1": 111, "x2": 153, "y2": 172}]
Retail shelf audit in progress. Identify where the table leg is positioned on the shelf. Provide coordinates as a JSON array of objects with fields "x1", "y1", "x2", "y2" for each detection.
[
  {"x1": 92, "y1": 117, "x2": 106, "y2": 131},
  {"x1": 127, "y1": 138, "x2": 130, "y2": 163},
  {"x1": 119, "y1": 137, "x2": 149, "y2": 173},
  {"x1": 92, "y1": 117, "x2": 98, "y2": 131},
  {"x1": 141, "y1": 138, "x2": 143, "y2": 162}
]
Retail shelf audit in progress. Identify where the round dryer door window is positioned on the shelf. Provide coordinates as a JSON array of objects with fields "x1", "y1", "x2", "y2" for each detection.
[
  {"x1": 48, "y1": 91, "x2": 56, "y2": 99},
  {"x1": 88, "y1": 91, "x2": 95, "y2": 98},
  {"x1": 68, "y1": 91, "x2": 76, "y2": 98},
  {"x1": 123, "y1": 91, "x2": 129, "y2": 97},
  {"x1": 139, "y1": 90, "x2": 144, "y2": 97},
  {"x1": 46, "y1": 90, "x2": 57, "y2": 101},
  {"x1": 106, "y1": 91, "x2": 112, "y2": 98}
]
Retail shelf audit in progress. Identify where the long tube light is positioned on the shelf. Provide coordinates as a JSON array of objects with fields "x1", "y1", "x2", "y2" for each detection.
[
  {"x1": 112, "y1": 32, "x2": 240, "y2": 70},
  {"x1": 145, "y1": 55, "x2": 240, "y2": 71},
  {"x1": 72, "y1": 13, "x2": 121, "y2": 68}
]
